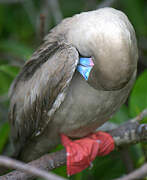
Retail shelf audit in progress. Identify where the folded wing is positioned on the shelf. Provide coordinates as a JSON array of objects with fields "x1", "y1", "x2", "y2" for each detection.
[{"x1": 9, "y1": 39, "x2": 79, "y2": 155}]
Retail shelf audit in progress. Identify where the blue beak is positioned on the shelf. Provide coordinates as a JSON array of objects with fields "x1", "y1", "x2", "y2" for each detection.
[{"x1": 77, "y1": 57, "x2": 94, "y2": 80}]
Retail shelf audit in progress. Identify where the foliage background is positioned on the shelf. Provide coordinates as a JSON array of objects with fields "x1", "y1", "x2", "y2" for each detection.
[{"x1": 0, "y1": 0, "x2": 147, "y2": 179}]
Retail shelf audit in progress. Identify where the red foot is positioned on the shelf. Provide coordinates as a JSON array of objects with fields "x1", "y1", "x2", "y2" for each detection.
[{"x1": 61, "y1": 131, "x2": 114, "y2": 176}]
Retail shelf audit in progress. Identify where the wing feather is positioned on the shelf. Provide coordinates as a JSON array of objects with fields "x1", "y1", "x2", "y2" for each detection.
[{"x1": 9, "y1": 40, "x2": 79, "y2": 154}]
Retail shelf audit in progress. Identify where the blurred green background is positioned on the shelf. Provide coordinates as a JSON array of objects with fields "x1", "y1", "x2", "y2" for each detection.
[{"x1": 0, "y1": 0, "x2": 147, "y2": 179}]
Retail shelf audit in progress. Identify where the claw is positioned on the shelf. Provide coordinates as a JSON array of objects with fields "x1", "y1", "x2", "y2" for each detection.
[{"x1": 137, "y1": 124, "x2": 147, "y2": 135}]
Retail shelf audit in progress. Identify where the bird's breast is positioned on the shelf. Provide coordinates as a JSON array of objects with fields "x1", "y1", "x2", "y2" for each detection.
[{"x1": 52, "y1": 70, "x2": 136, "y2": 138}]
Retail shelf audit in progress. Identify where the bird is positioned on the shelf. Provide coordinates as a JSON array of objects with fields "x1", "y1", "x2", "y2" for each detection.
[{"x1": 9, "y1": 7, "x2": 138, "y2": 163}]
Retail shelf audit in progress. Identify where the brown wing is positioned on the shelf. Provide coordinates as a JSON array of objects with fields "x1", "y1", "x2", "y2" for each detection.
[{"x1": 9, "y1": 39, "x2": 79, "y2": 154}]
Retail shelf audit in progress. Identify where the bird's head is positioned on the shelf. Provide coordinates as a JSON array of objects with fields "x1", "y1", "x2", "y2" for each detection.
[{"x1": 67, "y1": 7, "x2": 138, "y2": 90}]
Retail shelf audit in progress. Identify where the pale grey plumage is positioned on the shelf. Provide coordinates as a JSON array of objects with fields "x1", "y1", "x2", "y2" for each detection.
[{"x1": 9, "y1": 7, "x2": 138, "y2": 161}]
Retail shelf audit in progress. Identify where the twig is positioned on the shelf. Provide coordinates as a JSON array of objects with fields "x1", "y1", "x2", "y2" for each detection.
[
  {"x1": 131, "y1": 108, "x2": 147, "y2": 122},
  {"x1": 40, "y1": 14, "x2": 46, "y2": 41},
  {"x1": 0, "y1": 152, "x2": 67, "y2": 180},
  {"x1": 116, "y1": 163, "x2": 147, "y2": 180},
  {"x1": 38, "y1": 0, "x2": 51, "y2": 38},
  {"x1": 0, "y1": 109, "x2": 147, "y2": 179},
  {"x1": 40, "y1": 0, "x2": 52, "y2": 35}
]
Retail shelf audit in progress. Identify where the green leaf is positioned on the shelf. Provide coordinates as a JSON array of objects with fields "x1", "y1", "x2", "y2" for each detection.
[
  {"x1": 129, "y1": 70, "x2": 147, "y2": 121},
  {"x1": 0, "y1": 40, "x2": 33, "y2": 60},
  {"x1": 0, "y1": 65, "x2": 19, "y2": 95},
  {"x1": 110, "y1": 105, "x2": 130, "y2": 124},
  {"x1": 0, "y1": 59, "x2": 9, "y2": 66},
  {"x1": 53, "y1": 166, "x2": 67, "y2": 179},
  {"x1": 0, "y1": 71, "x2": 12, "y2": 95},
  {"x1": 0, "y1": 122, "x2": 10, "y2": 153},
  {"x1": 130, "y1": 144, "x2": 145, "y2": 167},
  {"x1": 0, "y1": 65, "x2": 19, "y2": 78},
  {"x1": 121, "y1": 0, "x2": 147, "y2": 36},
  {"x1": 82, "y1": 151, "x2": 126, "y2": 180}
]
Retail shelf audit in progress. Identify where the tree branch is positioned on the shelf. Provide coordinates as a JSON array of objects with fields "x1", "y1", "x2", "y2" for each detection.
[
  {"x1": 0, "y1": 109, "x2": 147, "y2": 180},
  {"x1": 131, "y1": 108, "x2": 147, "y2": 122},
  {"x1": 0, "y1": 156, "x2": 67, "y2": 180},
  {"x1": 116, "y1": 163, "x2": 147, "y2": 180},
  {"x1": 0, "y1": 149, "x2": 66, "y2": 180}
]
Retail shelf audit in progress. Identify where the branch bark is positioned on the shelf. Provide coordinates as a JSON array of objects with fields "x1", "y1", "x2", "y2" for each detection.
[
  {"x1": 116, "y1": 163, "x2": 147, "y2": 180},
  {"x1": 0, "y1": 149, "x2": 66, "y2": 180},
  {"x1": 0, "y1": 109, "x2": 147, "y2": 180},
  {"x1": 0, "y1": 156, "x2": 66, "y2": 180}
]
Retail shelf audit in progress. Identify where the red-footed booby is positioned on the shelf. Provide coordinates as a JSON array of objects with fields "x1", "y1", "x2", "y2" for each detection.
[{"x1": 9, "y1": 7, "x2": 138, "y2": 174}]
